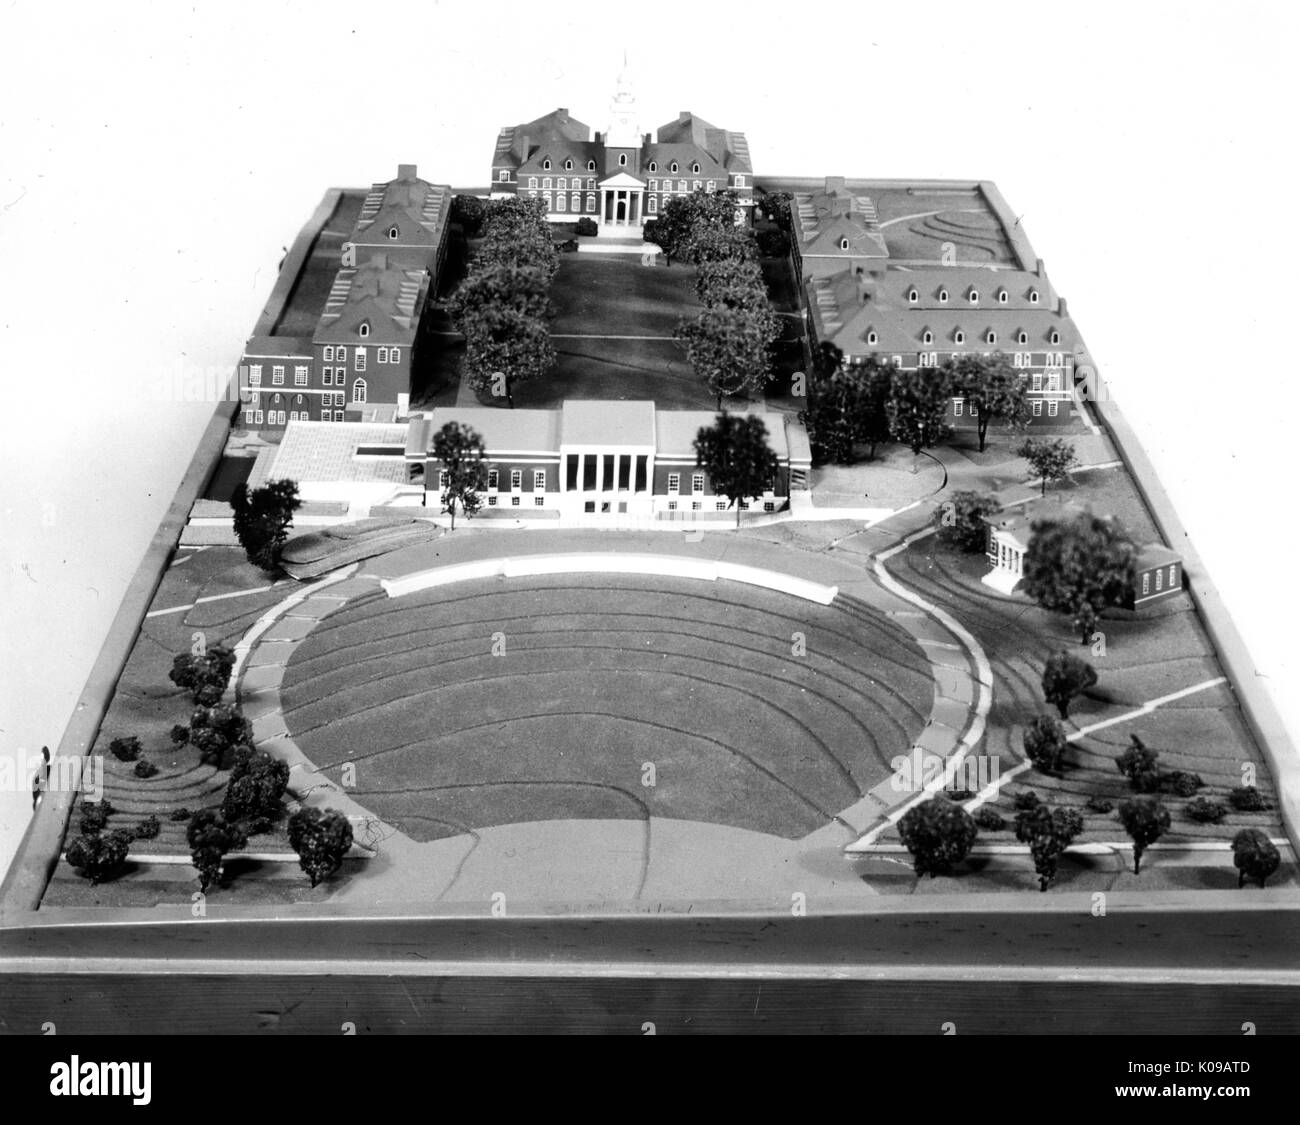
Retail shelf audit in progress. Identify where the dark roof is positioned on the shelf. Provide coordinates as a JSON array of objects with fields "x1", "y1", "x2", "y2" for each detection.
[
  {"x1": 313, "y1": 255, "x2": 430, "y2": 346},
  {"x1": 351, "y1": 166, "x2": 452, "y2": 248},
  {"x1": 493, "y1": 108, "x2": 592, "y2": 170}
]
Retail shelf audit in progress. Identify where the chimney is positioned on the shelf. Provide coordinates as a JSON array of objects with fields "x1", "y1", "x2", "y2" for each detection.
[
  {"x1": 1058, "y1": 297, "x2": 1068, "y2": 318},
  {"x1": 1035, "y1": 257, "x2": 1045, "y2": 277},
  {"x1": 514, "y1": 132, "x2": 531, "y2": 161},
  {"x1": 825, "y1": 175, "x2": 846, "y2": 193},
  {"x1": 397, "y1": 163, "x2": 417, "y2": 181},
  {"x1": 679, "y1": 110, "x2": 691, "y2": 122}
]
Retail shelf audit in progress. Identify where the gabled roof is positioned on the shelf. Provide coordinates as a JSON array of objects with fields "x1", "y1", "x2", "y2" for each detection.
[
  {"x1": 888, "y1": 267, "x2": 1057, "y2": 311},
  {"x1": 351, "y1": 166, "x2": 452, "y2": 247},
  {"x1": 654, "y1": 112, "x2": 752, "y2": 173},
  {"x1": 494, "y1": 108, "x2": 593, "y2": 170},
  {"x1": 313, "y1": 256, "x2": 430, "y2": 346},
  {"x1": 792, "y1": 182, "x2": 888, "y2": 259}
]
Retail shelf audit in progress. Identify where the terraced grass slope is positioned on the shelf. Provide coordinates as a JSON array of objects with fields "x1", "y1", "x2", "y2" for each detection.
[{"x1": 279, "y1": 574, "x2": 934, "y2": 841}]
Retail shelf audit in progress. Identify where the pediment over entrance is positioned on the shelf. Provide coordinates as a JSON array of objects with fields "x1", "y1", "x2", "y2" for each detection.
[{"x1": 597, "y1": 170, "x2": 647, "y2": 190}]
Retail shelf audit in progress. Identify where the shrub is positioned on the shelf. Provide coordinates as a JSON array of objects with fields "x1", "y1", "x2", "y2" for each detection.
[
  {"x1": 946, "y1": 788, "x2": 976, "y2": 802},
  {"x1": 288, "y1": 807, "x2": 355, "y2": 888},
  {"x1": 1228, "y1": 785, "x2": 1269, "y2": 812},
  {"x1": 1161, "y1": 770, "x2": 1204, "y2": 798},
  {"x1": 109, "y1": 736, "x2": 142, "y2": 762},
  {"x1": 1023, "y1": 714, "x2": 1068, "y2": 775},
  {"x1": 1084, "y1": 795, "x2": 1114, "y2": 814},
  {"x1": 66, "y1": 829, "x2": 134, "y2": 885},
  {"x1": 1015, "y1": 804, "x2": 1085, "y2": 891},
  {"x1": 186, "y1": 809, "x2": 247, "y2": 892},
  {"x1": 897, "y1": 796, "x2": 978, "y2": 878},
  {"x1": 1232, "y1": 828, "x2": 1281, "y2": 889},
  {"x1": 575, "y1": 216, "x2": 598, "y2": 237},
  {"x1": 934, "y1": 490, "x2": 1000, "y2": 554},
  {"x1": 973, "y1": 809, "x2": 1006, "y2": 832},
  {"x1": 189, "y1": 703, "x2": 253, "y2": 769},
  {"x1": 170, "y1": 724, "x2": 190, "y2": 745},
  {"x1": 1184, "y1": 797, "x2": 1226, "y2": 824},
  {"x1": 1041, "y1": 651, "x2": 1098, "y2": 719},
  {"x1": 168, "y1": 645, "x2": 236, "y2": 704},
  {"x1": 1117, "y1": 734, "x2": 1160, "y2": 793},
  {"x1": 221, "y1": 746, "x2": 290, "y2": 823},
  {"x1": 1013, "y1": 789, "x2": 1041, "y2": 811},
  {"x1": 170, "y1": 807, "x2": 191, "y2": 822},
  {"x1": 134, "y1": 758, "x2": 159, "y2": 779},
  {"x1": 134, "y1": 814, "x2": 161, "y2": 840},
  {"x1": 1117, "y1": 796, "x2": 1171, "y2": 874},
  {"x1": 756, "y1": 226, "x2": 790, "y2": 258},
  {"x1": 231, "y1": 479, "x2": 302, "y2": 572},
  {"x1": 79, "y1": 799, "x2": 115, "y2": 835},
  {"x1": 451, "y1": 193, "x2": 487, "y2": 238}
]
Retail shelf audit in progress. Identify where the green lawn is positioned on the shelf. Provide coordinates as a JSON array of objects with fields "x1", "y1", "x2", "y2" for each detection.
[
  {"x1": 549, "y1": 256, "x2": 702, "y2": 336},
  {"x1": 278, "y1": 574, "x2": 934, "y2": 842}
]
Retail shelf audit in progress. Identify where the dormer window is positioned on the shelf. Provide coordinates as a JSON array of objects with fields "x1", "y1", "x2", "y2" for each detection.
[
  {"x1": 954, "y1": 329, "x2": 966, "y2": 345},
  {"x1": 997, "y1": 288, "x2": 1008, "y2": 305},
  {"x1": 692, "y1": 162, "x2": 700, "y2": 174},
  {"x1": 968, "y1": 288, "x2": 979, "y2": 305},
  {"x1": 670, "y1": 162, "x2": 679, "y2": 173},
  {"x1": 908, "y1": 288, "x2": 919, "y2": 304},
  {"x1": 564, "y1": 159, "x2": 573, "y2": 170},
  {"x1": 358, "y1": 322, "x2": 370, "y2": 339},
  {"x1": 839, "y1": 237, "x2": 850, "y2": 250},
  {"x1": 543, "y1": 159, "x2": 551, "y2": 170},
  {"x1": 986, "y1": 330, "x2": 997, "y2": 344},
  {"x1": 938, "y1": 288, "x2": 949, "y2": 304},
  {"x1": 619, "y1": 153, "x2": 627, "y2": 166},
  {"x1": 1029, "y1": 288, "x2": 1040, "y2": 304},
  {"x1": 922, "y1": 329, "x2": 933, "y2": 345},
  {"x1": 388, "y1": 226, "x2": 399, "y2": 240},
  {"x1": 1017, "y1": 330, "x2": 1028, "y2": 345},
  {"x1": 1049, "y1": 329, "x2": 1061, "y2": 345},
  {"x1": 587, "y1": 159, "x2": 596, "y2": 171},
  {"x1": 648, "y1": 161, "x2": 657, "y2": 172},
  {"x1": 866, "y1": 329, "x2": 878, "y2": 346}
]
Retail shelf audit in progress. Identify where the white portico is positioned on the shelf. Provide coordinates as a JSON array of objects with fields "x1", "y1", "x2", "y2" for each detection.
[{"x1": 598, "y1": 170, "x2": 647, "y2": 230}]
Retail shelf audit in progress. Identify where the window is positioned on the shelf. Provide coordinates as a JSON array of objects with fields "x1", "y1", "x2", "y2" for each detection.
[
  {"x1": 1169, "y1": 565, "x2": 1177, "y2": 586},
  {"x1": 692, "y1": 473, "x2": 705, "y2": 494},
  {"x1": 998, "y1": 289, "x2": 1008, "y2": 305},
  {"x1": 1049, "y1": 330, "x2": 1061, "y2": 345},
  {"x1": 670, "y1": 162, "x2": 678, "y2": 173},
  {"x1": 1048, "y1": 400, "x2": 1059, "y2": 417},
  {"x1": 649, "y1": 179, "x2": 657, "y2": 191},
  {"x1": 272, "y1": 366, "x2": 285, "y2": 385},
  {"x1": 528, "y1": 177, "x2": 538, "y2": 188},
  {"x1": 734, "y1": 175, "x2": 746, "y2": 187},
  {"x1": 336, "y1": 346, "x2": 347, "y2": 363},
  {"x1": 908, "y1": 288, "x2": 919, "y2": 304},
  {"x1": 511, "y1": 496, "x2": 521, "y2": 507},
  {"x1": 543, "y1": 177, "x2": 552, "y2": 189},
  {"x1": 691, "y1": 162, "x2": 700, "y2": 174},
  {"x1": 358, "y1": 323, "x2": 370, "y2": 339},
  {"x1": 557, "y1": 194, "x2": 566, "y2": 211},
  {"x1": 938, "y1": 288, "x2": 949, "y2": 304},
  {"x1": 564, "y1": 159, "x2": 573, "y2": 170},
  {"x1": 248, "y1": 365, "x2": 262, "y2": 386},
  {"x1": 618, "y1": 153, "x2": 627, "y2": 167},
  {"x1": 690, "y1": 501, "x2": 702, "y2": 511},
  {"x1": 253, "y1": 410, "x2": 264, "y2": 424},
  {"x1": 378, "y1": 347, "x2": 389, "y2": 364},
  {"x1": 535, "y1": 496, "x2": 545, "y2": 507},
  {"x1": 320, "y1": 409, "x2": 331, "y2": 421},
  {"x1": 543, "y1": 159, "x2": 551, "y2": 170},
  {"x1": 498, "y1": 170, "x2": 509, "y2": 182},
  {"x1": 324, "y1": 345, "x2": 335, "y2": 362},
  {"x1": 587, "y1": 178, "x2": 595, "y2": 189},
  {"x1": 1032, "y1": 400, "x2": 1043, "y2": 416},
  {"x1": 716, "y1": 501, "x2": 727, "y2": 511},
  {"x1": 510, "y1": 469, "x2": 522, "y2": 491},
  {"x1": 954, "y1": 330, "x2": 965, "y2": 345},
  {"x1": 586, "y1": 194, "x2": 595, "y2": 212},
  {"x1": 1142, "y1": 573, "x2": 1150, "y2": 595},
  {"x1": 987, "y1": 330, "x2": 997, "y2": 344},
  {"x1": 488, "y1": 469, "x2": 499, "y2": 490},
  {"x1": 1029, "y1": 288, "x2": 1040, "y2": 304},
  {"x1": 839, "y1": 237, "x2": 850, "y2": 250},
  {"x1": 648, "y1": 161, "x2": 657, "y2": 172},
  {"x1": 322, "y1": 368, "x2": 333, "y2": 385},
  {"x1": 354, "y1": 348, "x2": 366, "y2": 371},
  {"x1": 1032, "y1": 374, "x2": 1044, "y2": 391},
  {"x1": 866, "y1": 330, "x2": 878, "y2": 346},
  {"x1": 1048, "y1": 373, "x2": 1061, "y2": 391},
  {"x1": 438, "y1": 470, "x2": 449, "y2": 489},
  {"x1": 388, "y1": 225, "x2": 399, "y2": 240},
  {"x1": 764, "y1": 502, "x2": 775, "y2": 512},
  {"x1": 667, "y1": 500, "x2": 677, "y2": 511},
  {"x1": 706, "y1": 180, "x2": 715, "y2": 192},
  {"x1": 969, "y1": 404, "x2": 978, "y2": 418},
  {"x1": 533, "y1": 470, "x2": 546, "y2": 491},
  {"x1": 587, "y1": 159, "x2": 596, "y2": 171},
  {"x1": 294, "y1": 365, "x2": 308, "y2": 385},
  {"x1": 488, "y1": 496, "x2": 498, "y2": 506},
  {"x1": 1155, "y1": 569, "x2": 1163, "y2": 592},
  {"x1": 1017, "y1": 330, "x2": 1028, "y2": 345},
  {"x1": 922, "y1": 330, "x2": 933, "y2": 345},
  {"x1": 676, "y1": 180, "x2": 685, "y2": 192},
  {"x1": 352, "y1": 379, "x2": 366, "y2": 403},
  {"x1": 648, "y1": 197, "x2": 657, "y2": 214},
  {"x1": 953, "y1": 399, "x2": 964, "y2": 416},
  {"x1": 920, "y1": 351, "x2": 937, "y2": 366},
  {"x1": 969, "y1": 289, "x2": 979, "y2": 305},
  {"x1": 668, "y1": 473, "x2": 680, "y2": 493},
  {"x1": 571, "y1": 193, "x2": 579, "y2": 211},
  {"x1": 693, "y1": 180, "x2": 702, "y2": 192}
]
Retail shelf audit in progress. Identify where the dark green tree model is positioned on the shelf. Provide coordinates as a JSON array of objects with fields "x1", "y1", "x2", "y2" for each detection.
[
  {"x1": 675, "y1": 306, "x2": 778, "y2": 410},
  {"x1": 187, "y1": 809, "x2": 247, "y2": 892},
  {"x1": 898, "y1": 796, "x2": 979, "y2": 878},
  {"x1": 1041, "y1": 650, "x2": 1098, "y2": 718},
  {"x1": 430, "y1": 421, "x2": 489, "y2": 529},
  {"x1": 1014, "y1": 803, "x2": 1084, "y2": 891},
  {"x1": 66, "y1": 829, "x2": 134, "y2": 886},
  {"x1": 169, "y1": 644, "x2": 236, "y2": 705},
  {"x1": 946, "y1": 352, "x2": 1032, "y2": 452},
  {"x1": 221, "y1": 746, "x2": 290, "y2": 824},
  {"x1": 1228, "y1": 785, "x2": 1270, "y2": 812},
  {"x1": 1020, "y1": 512, "x2": 1137, "y2": 643},
  {"x1": 450, "y1": 193, "x2": 487, "y2": 238},
  {"x1": 693, "y1": 413, "x2": 780, "y2": 528},
  {"x1": 109, "y1": 736, "x2": 142, "y2": 762},
  {"x1": 1232, "y1": 828, "x2": 1281, "y2": 888},
  {"x1": 449, "y1": 263, "x2": 553, "y2": 323},
  {"x1": 288, "y1": 807, "x2": 355, "y2": 888},
  {"x1": 934, "y1": 490, "x2": 999, "y2": 553},
  {"x1": 185, "y1": 702, "x2": 254, "y2": 769},
  {"x1": 800, "y1": 356, "x2": 893, "y2": 466},
  {"x1": 1117, "y1": 796, "x2": 1171, "y2": 874},
  {"x1": 231, "y1": 479, "x2": 302, "y2": 572},
  {"x1": 755, "y1": 190, "x2": 793, "y2": 229},
  {"x1": 886, "y1": 363, "x2": 955, "y2": 460},
  {"x1": 682, "y1": 223, "x2": 758, "y2": 266},
  {"x1": 647, "y1": 188, "x2": 744, "y2": 264},
  {"x1": 1023, "y1": 713, "x2": 1070, "y2": 774},
  {"x1": 461, "y1": 305, "x2": 556, "y2": 408},
  {"x1": 1017, "y1": 437, "x2": 1081, "y2": 496},
  {"x1": 695, "y1": 257, "x2": 767, "y2": 311}
]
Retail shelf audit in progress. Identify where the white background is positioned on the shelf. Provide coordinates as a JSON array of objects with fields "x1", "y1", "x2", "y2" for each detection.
[{"x1": 1, "y1": 0, "x2": 1297, "y2": 877}]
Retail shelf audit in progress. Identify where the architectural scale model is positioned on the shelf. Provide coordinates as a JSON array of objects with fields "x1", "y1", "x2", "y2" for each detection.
[{"x1": 3, "y1": 66, "x2": 1297, "y2": 1037}]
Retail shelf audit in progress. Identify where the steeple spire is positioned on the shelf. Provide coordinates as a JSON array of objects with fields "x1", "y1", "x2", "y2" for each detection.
[{"x1": 605, "y1": 52, "x2": 640, "y2": 149}]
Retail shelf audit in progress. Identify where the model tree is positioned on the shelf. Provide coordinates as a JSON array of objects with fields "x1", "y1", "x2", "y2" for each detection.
[
  {"x1": 221, "y1": 746, "x2": 290, "y2": 827},
  {"x1": 168, "y1": 644, "x2": 236, "y2": 705},
  {"x1": 187, "y1": 809, "x2": 247, "y2": 892},
  {"x1": 1117, "y1": 733, "x2": 1160, "y2": 793},
  {"x1": 1017, "y1": 437, "x2": 1080, "y2": 496},
  {"x1": 1117, "y1": 796, "x2": 1170, "y2": 875},
  {"x1": 1232, "y1": 828, "x2": 1281, "y2": 889},
  {"x1": 449, "y1": 263, "x2": 552, "y2": 323},
  {"x1": 461, "y1": 306, "x2": 556, "y2": 409},
  {"x1": 1020, "y1": 511, "x2": 1137, "y2": 643},
  {"x1": 947, "y1": 353, "x2": 1031, "y2": 453},
  {"x1": 800, "y1": 356, "x2": 893, "y2": 466},
  {"x1": 230, "y1": 479, "x2": 302, "y2": 572},
  {"x1": 451, "y1": 193, "x2": 487, "y2": 238},
  {"x1": 695, "y1": 257, "x2": 768, "y2": 312},
  {"x1": 647, "y1": 188, "x2": 744, "y2": 265},
  {"x1": 886, "y1": 363, "x2": 954, "y2": 462},
  {"x1": 1014, "y1": 803, "x2": 1084, "y2": 891},
  {"x1": 66, "y1": 829, "x2": 134, "y2": 886},
  {"x1": 676, "y1": 306, "x2": 778, "y2": 411},
  {"x1": 1041, "y1": 650, "x2": 1098, "y2": 718},
  {"x1": 693, "y1": 413, "x2": 780, "y2": 528},
  {"x1": 288, "y1": 807, "x2": 355, "y2": 888},
  {"x1": 683, "y1": 223, "x2": 758, "y2": 266},
  {"x1": 934, "y1": 490, "x2": 999, "y2": 553},
  {"x1": 1023, "y1": 713, "x2": 1069, "y2": 774},
  {"x1": 430, "y1": 421, "x2": 489, "y2": 529},
  {"x1": 898, "y1": 795, "x2": 979, "y2": 878}
]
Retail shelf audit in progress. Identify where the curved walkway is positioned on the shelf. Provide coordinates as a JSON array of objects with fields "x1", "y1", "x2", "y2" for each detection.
[{"x1": 229, "y1": 530, "x2": 991, "y2": 905}]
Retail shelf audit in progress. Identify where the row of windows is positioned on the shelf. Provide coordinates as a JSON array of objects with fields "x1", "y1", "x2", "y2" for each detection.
[
  {"x1": 246, "y1": 363, "x2": 312, "y2": 387},
  {"x1": 486, "y1": 495, "x2": 548, "y2": 508},
  {"x1": 666, "y1": 500, "x2": 775, "y2": 512},
  {"x1": 873, "y1": 329, "x2": 1063, "y2": 348},
  {"x1": 908, "y1": 286, "x2": 1041, "y2": 306},
  {"x1": 953, "y1": 397, "x2": 1062, "y2": 418},
  {"x1": 1140, "y1": 566, "x2": 1179, "y2": 596},
  {"x1": 245, "y1": 408, "x2": 350, "y2": 425}
]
